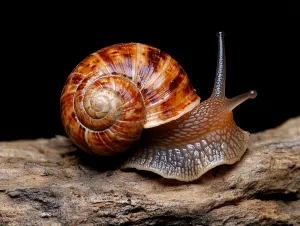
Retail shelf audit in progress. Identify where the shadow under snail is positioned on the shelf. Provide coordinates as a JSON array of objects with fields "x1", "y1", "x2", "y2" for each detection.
[{"x1": 61, "y1": 32, "x2": 257, "y2": 182}]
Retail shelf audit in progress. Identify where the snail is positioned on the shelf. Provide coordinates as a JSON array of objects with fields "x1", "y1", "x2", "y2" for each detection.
[{"x1": 61, "y1": 32, "x2": 257, "y2": 181}]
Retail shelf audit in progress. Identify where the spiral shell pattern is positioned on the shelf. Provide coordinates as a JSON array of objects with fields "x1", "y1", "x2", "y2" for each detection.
[{"x1": 61, "y1": 43, "x2": 200, "y2": 155}]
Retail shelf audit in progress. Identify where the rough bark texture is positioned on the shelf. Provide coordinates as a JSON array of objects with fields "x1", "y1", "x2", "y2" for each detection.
[{"x1": 0, "y1": 117, "x2": 300, "y2": 226}]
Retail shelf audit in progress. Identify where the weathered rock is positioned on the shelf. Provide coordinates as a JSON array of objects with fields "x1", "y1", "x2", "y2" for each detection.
[{"x1": 0, "y1": 117, "x2": 299, "y2": 225}]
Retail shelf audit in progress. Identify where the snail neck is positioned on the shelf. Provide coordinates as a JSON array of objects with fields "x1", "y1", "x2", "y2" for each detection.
[
  {"x1": 188, "y1": 97, "x2": 235, "y2": 134},
  {"x1": 144, "y1": 97, "x2": 234, "y2": 145}
]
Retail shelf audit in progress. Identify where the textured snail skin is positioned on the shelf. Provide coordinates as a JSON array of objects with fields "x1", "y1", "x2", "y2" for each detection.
[
  {"x1": 61, "y1": 32, "x2": 256, "y2": 181},
  {"x1": 122, "y1": 97, "x2": 250, "y2": 181}
]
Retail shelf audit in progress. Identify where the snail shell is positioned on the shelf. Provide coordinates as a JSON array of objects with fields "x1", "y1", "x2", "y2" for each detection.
[{"x1": 61, "y1": 43, "x2": 200, "y2": 155}]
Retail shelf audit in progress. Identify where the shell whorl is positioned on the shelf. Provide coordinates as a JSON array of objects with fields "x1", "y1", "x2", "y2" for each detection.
[
  {"x1": 61, "y1": 43, "x2": 200, "y2": 155},
  {"x1": 61, "y1": 74, "x2": 145, "y2": 155}
]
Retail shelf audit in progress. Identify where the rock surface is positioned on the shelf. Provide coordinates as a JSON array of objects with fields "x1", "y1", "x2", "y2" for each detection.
[{"x1": 0, "y1": 117, "x2": 300, "y2": 225}]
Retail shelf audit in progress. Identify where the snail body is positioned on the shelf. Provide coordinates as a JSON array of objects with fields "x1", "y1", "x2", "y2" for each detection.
[{"x1": 61, "y1": 32, "x2": 256, "y2": 181}]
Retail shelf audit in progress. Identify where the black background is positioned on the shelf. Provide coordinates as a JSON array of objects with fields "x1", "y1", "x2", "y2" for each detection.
[{"x1": 1, "y1": 7, "x2": 299, "y2": 141}]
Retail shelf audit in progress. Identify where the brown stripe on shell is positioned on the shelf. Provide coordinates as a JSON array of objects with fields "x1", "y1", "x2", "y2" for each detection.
[
  {"x1": 96, "y1": 51, "x2": 118, "y2": 73},
  {"x1": 85, "y1": 130, "x2": 115, "y2": 155},
  {"x1": 168, "y1": 68, "x2": 185, "y2": 93},
  {"x1": 141, "y1": 56, "x2": 181, "y2": 105},
  {"x1": 72, "y1": 55, "x2": 100, "y2": 75},
  {"x1": 72, "y1": 125, "x2": 92, "y2": 154},
  {"x1": 123, "y1": 53, "x2": 133, "y2": 79},
  {"x1": 95, "y1": 44, "x2": 137, "y2": 80},
  {"x1": 65, "y1": 114, "x2": 93, "y2": 155},
  {"x1": 113, "y1": 45, "x2": 134, "y2": 79},
  {"x1": 146, "y1": 47, "x2": 168, "y2": 74},
  {"x1": 141, "y1": 88, "x2": 159, "y2": 104},
  {"x1": 71, "y1": 73, "x2": 85, "y2": 85},
  {"x1": 135, "y1": 45, "x2": 157, "y2": 90}
]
